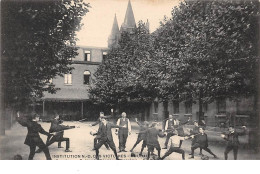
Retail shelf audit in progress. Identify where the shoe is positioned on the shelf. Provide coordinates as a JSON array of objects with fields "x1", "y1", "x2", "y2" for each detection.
[
  {"x1": 199, "y1": 153, "x2": 203, "y2": 156},
  {"x1": 139, "y1": 153, "x2": 143, "y2": 156},
  {"x1": 189, "y1": 156, "x2": 194, "y2": 159},
  {"x1": 65, "y1": 149, "x2": 72, "y2": 152},
  {"x1": 118, "y1": 150, "x2": 122, "y2": 153},
  {"x1": 214, "y1": 155, "x2": 218, "y2": 159},
  {"x1": 58, "y1": 146, "x2": 64, "y2": 148},
  {"x1": 92, "y1": 148, "x2": 95, "y2": 151},
  {"x1": 122, "y1": 149, "x2": 127, "y2": 152},
  {"x1": 162, "y1": 147, "x2": 167, "y2": 149},
  {"x1": 189, "y1": 153, "x2": 192, "y2": 155},
  {"x1": 130, "y1": 149, "x2": 133, "y2": 152},
  {"x1": 35, "y1": 149, "x2": 42, "y2": 153}
]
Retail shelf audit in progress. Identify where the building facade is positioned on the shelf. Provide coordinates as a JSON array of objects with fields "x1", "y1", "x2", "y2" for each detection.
[
  {"x1": 148, "y1": 97, "x2": 255, "y2": 127},
  {"x1": 37, "y1": 46, "x2": 108, "y2": 120}
]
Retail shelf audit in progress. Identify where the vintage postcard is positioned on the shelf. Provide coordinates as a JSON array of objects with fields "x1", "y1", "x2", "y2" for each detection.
[{"x1": 0, "y1": 0, "x2": 260, "y2": 160}]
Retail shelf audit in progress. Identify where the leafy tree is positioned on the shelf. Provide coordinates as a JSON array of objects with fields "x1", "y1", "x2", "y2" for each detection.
[
  {"x1": 90, "y1": 21, "x2": 157, "y2": 112},
  {"x1": 154, "y1": 0, "x2": 259, "y2": 123},
  {"x1": 1, "y1": 0, "x2": 89, "y2": 107},
  {"x1": 1, "y1": 0, "x2": 89, "y2": 134}
]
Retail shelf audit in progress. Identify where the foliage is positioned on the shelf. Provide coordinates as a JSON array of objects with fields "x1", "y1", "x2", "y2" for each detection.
[
  {"x1": 90, "y1": 21, "x2": 157, "y2": 107},
  {"x1": 1, "y1": 0, "x2": 90, "y2": 107},
  {"x1": 154, "y1": 0, "x2": 259, "y2": 103}
]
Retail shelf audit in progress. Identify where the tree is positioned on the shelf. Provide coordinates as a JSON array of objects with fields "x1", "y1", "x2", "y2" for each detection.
[
  {"x1": 1, "y1": 0, "x2": 89, "y2": 134},
  {"x1": 90, "y1": 21, "x2": 157, "y2": 113},
  {"x1": 154, "y1": 0, "x2": 259, "y2": 123}
]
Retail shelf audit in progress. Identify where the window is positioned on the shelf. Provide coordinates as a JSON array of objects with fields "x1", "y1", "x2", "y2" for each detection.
[
  {"x1": 64, "y1": 73, "x2": 72, "y2": 85},
  {"x1": 237, "y1": 99, "x2": 252, "y2": 115},
  {"x1": 84, "y1": 71, "x2": 91, "y2": 85},
  {"x1": 154, "y1": 102, "x2": 158, "y2": 113},
  {"x1": 102, "y1": 51, "x2": 107, "y2": 60},
  {"x1": 84, "y1": 50, "x2": 91, "y2": 61},
  {"x1": 217, "y1": 99, "x2": 226, "y2": 114},
  {"x1": 185, "y1": 101, "x2": 192, "y2": 114},
  {"x1": 173, "y1": 101, "x2": 179, "y2": 114}
]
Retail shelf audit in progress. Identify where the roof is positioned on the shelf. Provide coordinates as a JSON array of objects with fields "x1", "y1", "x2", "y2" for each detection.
[
  {"x1": 109, "y1": 14, "x2": 120, "y2": 39},
  {"x1": 121, "y1": 0, "x2": 136, "y2": 29},
  {"x1": 42, "y1": 88, "x2": 90, "y2": 101}
]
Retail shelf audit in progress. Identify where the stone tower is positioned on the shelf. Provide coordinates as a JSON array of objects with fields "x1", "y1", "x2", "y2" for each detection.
[
  {"x1": 120, "y1": 0, "x2": 136, "y2": 33},
  {"x1": 108, "y1": 0, "x2": 137, "y2": 48},
  {"x1": 108, "y1": 14, "x2": 120, "y2": 48}
]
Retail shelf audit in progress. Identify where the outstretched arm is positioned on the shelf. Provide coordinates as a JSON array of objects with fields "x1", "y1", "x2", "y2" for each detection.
[
  {"x1": 128, "y1": 119, "x2": 131, "y2": 133},
  {"x1": 39, "y1": 126, "x2": 52, "y2": 137},
  {"x1": 138, "y1": 129, "x2": 148, "y2": 134},
  {"x1": 237, "y1": 126, "x2": 247, "y2": 136},
  {"x1": 135, "y1": 118, "x2": 142, "y2": 127},
  {"x1": 164, "y1": 120, "x2": 169, "y2": 131},
  {"x1": 16, "y1": 112, "x2": 28, "y2": 127},
  {"x1": 59, "y1": 125, "x2": 76, "y2": 131},
  {"x1": 180, "y1": 117, "x2": 191, "y2": 125},
  {"x1": 115, "y1": 119, "x2": 120, "y2": 132},
  {"x1": 91, "y1": 120, "x2": 100, "y2": 127},
  {"x1": 158, "y1": 130, "x2": 166, "y2": 138}
]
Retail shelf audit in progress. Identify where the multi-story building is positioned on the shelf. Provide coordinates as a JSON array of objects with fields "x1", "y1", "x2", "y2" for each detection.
[{"x1": 38, "y1": 46, "x2": 108, "y2": 120}]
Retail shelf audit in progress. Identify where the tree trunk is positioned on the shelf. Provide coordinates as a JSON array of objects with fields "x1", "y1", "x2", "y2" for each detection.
[
  {"x1": 5, "y1": 108, "x2": 11, "y2": 130},
  {"x1": 256, "y1": 1, "x2": 260, "y2": 151},
  {"x1": 198, "y1": 88, "x2": 204, "y2": 125},
  {"x1": 0, "y1": 107, "x2": 5, "y2": 135},
  {"x1": 162, "y1": 101, "x2": 169, "y2": 129}
]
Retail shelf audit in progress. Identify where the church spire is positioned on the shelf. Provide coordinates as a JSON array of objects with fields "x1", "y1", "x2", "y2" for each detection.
[
  {"x1": 145, "y1": 19, "x2": 150, "y2": 33},
  {"x1": 121, "y1": 0, "x2": 136, "y2": 32},
  {"x1": 108, "y1": 14, "x2": 120, "y2": 48}
]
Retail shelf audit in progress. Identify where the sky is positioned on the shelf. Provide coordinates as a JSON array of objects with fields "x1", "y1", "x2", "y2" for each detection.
[{"x1": 76, "y1": 0, "x2": 181, "y2": 47}]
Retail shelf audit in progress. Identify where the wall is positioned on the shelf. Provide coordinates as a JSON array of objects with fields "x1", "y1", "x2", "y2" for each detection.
[
  {"x1": 151, "y1": 97, "x2": 255, "y2": 127},
  {"x1": 52, "y1": 64, "x2": 99, "y2": 89}
]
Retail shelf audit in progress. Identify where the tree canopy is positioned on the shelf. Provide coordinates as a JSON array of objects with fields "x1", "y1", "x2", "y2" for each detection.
[
  {"x1": 155, "y1": 0, "x2": 259, "y2": 104},
  {"x1": 1, "y1": 0, "x2": 89, "y2": 108},
  {"x1": 90, "y1": 21, "x2": 157, "y2": 107}
]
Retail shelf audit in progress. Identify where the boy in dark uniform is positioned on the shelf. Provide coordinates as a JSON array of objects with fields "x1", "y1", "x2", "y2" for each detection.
[
  {"x1": 92, "y1": 117, "x2": 126, "y2": 160},
  {"x1": 221, "y1": 125, "x2": 247, "y2": 160},
  {"x1": 130, "y1": 118, "x2": 149, "y2": 155},
  {"x1": 36, "y1": 113, "x2": 75, "y2": 153},
  {"x1": 116, "y1": 112, "x2": 131, "y2": 152},
  {"x1": 142, "y1": 122, "x2": 165, "y2": 160},
  {"x1": 189, "y1": 120, "x2": 202, "y2": 155},
  {"x1": 189, "y1": 127, "x2": 218, "y2": 159},
  {"x1": 89, "y1": 112, "x2": 110, "y2": 150},
  {"x1": 16, "y1": 111, "x2": 53, "y2": 160}
]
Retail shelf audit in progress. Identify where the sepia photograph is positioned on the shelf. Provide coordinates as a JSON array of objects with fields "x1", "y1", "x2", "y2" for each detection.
[{"x1": 0, "y1": 0, "x2": 260, "y2": 162}]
